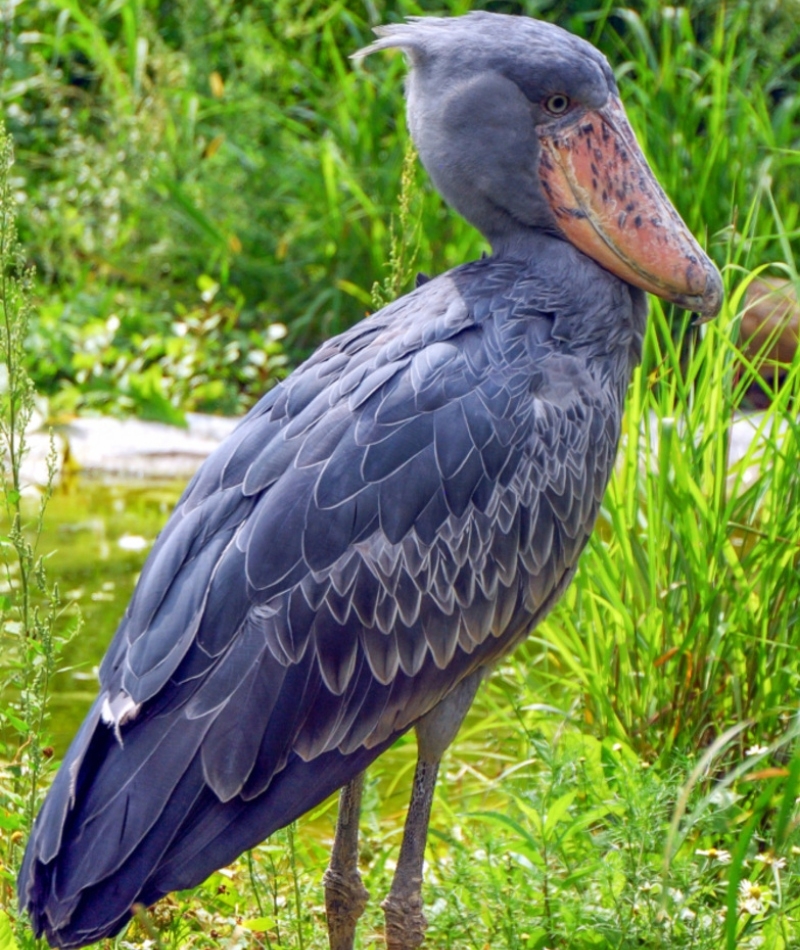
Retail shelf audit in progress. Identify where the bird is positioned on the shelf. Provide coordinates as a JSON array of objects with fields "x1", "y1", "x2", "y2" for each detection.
[{"x1": 19, "y1": 11, "x2": 722, "y2": 950}]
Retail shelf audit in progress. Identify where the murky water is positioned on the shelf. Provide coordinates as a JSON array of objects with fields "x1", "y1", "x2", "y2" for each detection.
[{"x1": 21, "y1": 477, "x2": 185, "y2": 753}]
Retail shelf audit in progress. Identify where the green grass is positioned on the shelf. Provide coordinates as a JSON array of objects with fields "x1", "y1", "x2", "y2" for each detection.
[
  {"x1": 1, "y1": 1, "x2": 800, "y2": 948},
  {"x1": 40, "y1": 726, "x2": 798, "y2": 949},
  {"x1": 7, "y1": 0, "x2": 798, "y2": 399}
]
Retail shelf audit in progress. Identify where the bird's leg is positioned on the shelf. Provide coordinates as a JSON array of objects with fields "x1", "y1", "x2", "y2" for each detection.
[
  {"x1": 382, "y1": 669, "x2": 484, "y2": 950},
  {"x1": 381, "y1": 753, "x2": 438, "y2": 950},
  {"x1": 323, "y1": 772, "x2": 370, "y2": 950}
]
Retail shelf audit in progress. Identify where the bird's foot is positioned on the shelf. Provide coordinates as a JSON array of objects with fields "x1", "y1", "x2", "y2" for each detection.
[
  {"x1": 323, "y1": 866, "x2": 370, "y2": 950},
  {"x1": 381, "y1": 891, "x2": 427, "y2": 950}
]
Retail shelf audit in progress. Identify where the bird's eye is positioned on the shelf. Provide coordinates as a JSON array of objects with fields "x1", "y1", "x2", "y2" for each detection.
[{"x1": 544, "y1": 94, "x2": 571, "y2": 116}]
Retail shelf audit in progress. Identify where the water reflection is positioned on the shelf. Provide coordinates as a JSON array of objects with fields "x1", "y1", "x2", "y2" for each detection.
[{"x1": 37, "y1": 477, "x2": 183, "y2": 753}]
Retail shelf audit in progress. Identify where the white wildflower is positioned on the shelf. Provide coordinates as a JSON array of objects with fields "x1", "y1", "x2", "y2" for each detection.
[
  {"x1": 745, "y1": 744, "x2": 769, "y2": 756},
  {"x1": 639, "y1": 880, "x2": 660, "y2": 894},
  {"x1": 753, "y1": 852, "x2": 786, "y2": 870},
  {"x1": 696, "y1": 847, "x2": 732, "y2": 864},
  {"x1": 738, "y1": 879, "x2": 771, "y2": 915}
]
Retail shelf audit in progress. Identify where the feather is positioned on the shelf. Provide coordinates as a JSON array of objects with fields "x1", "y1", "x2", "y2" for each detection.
[
  {"x1": 242, "y1": 469, "x2": 315, "y2": 590},
  {"x1": 373, "y1": 374, "x2": 419, "y2": 425},
  {"x1": 348, "y1": 360, "x2": 408, "y2": 413},
  {"x1": 433, "y1": 400, "x2": 473, "y2": 479},
  {"x1": 361, "y1": 625, "x2": 401, "y2": 685},
  {"x1": 374, "y1": 589, "x2": 399, "y2": 633},
  {"x1": 293, "y1": 652, "x2": 369, "y2": 759},
  {"x1": 350, "y1": 560, "x2": 380, "y2": 627},
  {"x1": 312, "y1": 606, "x2": 360, "y2": 696},
  {"x1": 303, "y1": 489, "x2": 378, "y2": 572},
  {"x1": 193, "y1": 539, "x2": 251, "y2": 656},
  {"x1": 363, "y1": 412, "x2": 434, "y2": 483},
  {"x1": 240, "y1": 659, "x2": 321, "y2": 799},
  {"x1": 54, "y1": 714, "x2": 209, "y2": 900},
  {"x1": 240, "y1": 434, "x2": 301, "y2": 496},
  {"x1": 200, "y1": 648, "x2": 288, "y2": 801},
  {"x1": 124, "y1": 528, "x2": 233, "y2": 682},
  {"x1": 185, "y1": 626, "x2": 266, "y2": 720},
  {"x1": 420, "y1": 599, "x2": 460, "y2": 670},
  {"x1": 313, "y1": 437, "x2": 370, "y2": 511},
  {"x1": 413, "y1": 487, "x2": 450, "y2": 546},
  {"x1": 377, "y1": 445, "x2": 439, "y2": 544},
  {"x1": 394, "y1": 569, "x2": 422, "y2": 626}
]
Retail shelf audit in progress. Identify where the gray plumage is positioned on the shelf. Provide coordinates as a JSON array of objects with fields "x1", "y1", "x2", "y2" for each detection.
[
  {"x1": 19, "y1": 12, "x2": 719, "y2": 949},
  {"x1": 20, "y1": 241, "x2": 645, "y2": 947}
]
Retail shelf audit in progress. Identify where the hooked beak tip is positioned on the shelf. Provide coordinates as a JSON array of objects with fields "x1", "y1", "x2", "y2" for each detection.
[
  {"x1": 681, "y1": 259, "x2": 723, "y2": 321},
  {"x1": 702, "y1": 264, "x2": 724, "y2": 319}
]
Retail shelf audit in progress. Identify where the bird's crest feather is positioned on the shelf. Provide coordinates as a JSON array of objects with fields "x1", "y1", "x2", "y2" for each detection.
[{"x1": 351, "y1": 16, "x2": 447, "y2": 63}]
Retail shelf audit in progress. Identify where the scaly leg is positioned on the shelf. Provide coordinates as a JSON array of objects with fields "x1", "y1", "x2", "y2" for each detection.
[
  {"x1": 382, "y1": 669, "x2": 484, "y2": 950},
  {"x1": 381, "y1": 756, "x2": 439, "y2": 949},
  {"x1": 323, "y1": 773, "x2": 369, "y2": 950}
]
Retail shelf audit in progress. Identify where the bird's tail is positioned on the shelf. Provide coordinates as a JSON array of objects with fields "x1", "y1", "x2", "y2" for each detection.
[{"x1": 18, "y1": 697, "x2": 390, "y2": 949}]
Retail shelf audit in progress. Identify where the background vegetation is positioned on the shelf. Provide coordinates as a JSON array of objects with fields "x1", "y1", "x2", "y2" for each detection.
[
  {"x1": 1, "y1": 0, "x2": 800, "y2": 947},
  {"x1": 3, "y1": 0, "x2": 799, "y2": 419}
]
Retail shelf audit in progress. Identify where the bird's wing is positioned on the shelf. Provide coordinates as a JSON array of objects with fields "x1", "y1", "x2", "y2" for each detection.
[{"x1": 21, "y1": 261, "x2": 622, "y2": 946}]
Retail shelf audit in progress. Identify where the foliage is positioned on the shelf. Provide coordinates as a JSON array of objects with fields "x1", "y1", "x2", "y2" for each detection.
[
  {"x1": 0, "y1": 125, "x2": 74, "y2": 940},
  {"x1": 418, "y1": 724, "x2": 800, "y2": 950},
  {"x1": 370, "y1": 140, "x2": 424, "y2": 312},
  {"x1": 29, "y1": 280, "x2": 288, "y2": 424},
  {"x1": 3, "y1": 0, "x2": 796, "y2": 413}
]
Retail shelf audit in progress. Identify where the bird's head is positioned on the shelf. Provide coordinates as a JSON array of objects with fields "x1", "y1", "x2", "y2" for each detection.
[{"x1": 355, "y1": 12, "x2": 722, "y2": 319}]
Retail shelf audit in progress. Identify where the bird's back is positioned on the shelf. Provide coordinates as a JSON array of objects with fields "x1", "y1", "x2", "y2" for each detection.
[{"x1": 19, "y1": 238, "x2": 646, "y2": 948}]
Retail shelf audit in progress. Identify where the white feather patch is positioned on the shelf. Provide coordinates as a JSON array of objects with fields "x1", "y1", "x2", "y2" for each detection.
[{"x1": 100, "y1": 691, "x2": 141, "y2": 745}]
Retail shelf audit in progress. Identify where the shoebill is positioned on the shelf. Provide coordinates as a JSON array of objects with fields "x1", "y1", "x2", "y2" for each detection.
[{"x1": 19, "y1": 11, "x2": 722, "y2": 950}]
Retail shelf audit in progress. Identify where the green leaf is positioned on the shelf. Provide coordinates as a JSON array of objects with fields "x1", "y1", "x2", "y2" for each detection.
[
  {"x1": 469, "y1": 809, "x2": 543, "y2": 857},
  {"x1": 239, "y1": 916, "x2": 276, "y2": 931},
  {"x1": 0, "y1": 909, "x2": 19, "y2": 950},
  {"x1": 126, "y1": 367, "x2": 186, "y2": 427},
  {"x1": 544, "y1": 790, "x2": 577, "y2": 835},
  {"x1": 774, "y1": 749, "x2": 800, "y2": 850},
  {"x1": 0, "y1": 810, "x2": 24, "y2": 832},
  {"x1": 562, "y1": 862, "x2": 605, "y2": 887},
  {"x1": 2, "y1": 710, "x2": 27, "y2": 733}
]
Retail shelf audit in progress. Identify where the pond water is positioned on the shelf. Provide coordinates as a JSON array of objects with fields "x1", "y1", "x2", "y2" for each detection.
[{"x1": 25, "y1": 477, "x2": 185, "y2": 753}]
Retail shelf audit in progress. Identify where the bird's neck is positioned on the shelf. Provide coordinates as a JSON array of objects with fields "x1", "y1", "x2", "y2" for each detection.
[{"x1": 487, "y1": 224, "x2": 568, "y2": 261}]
